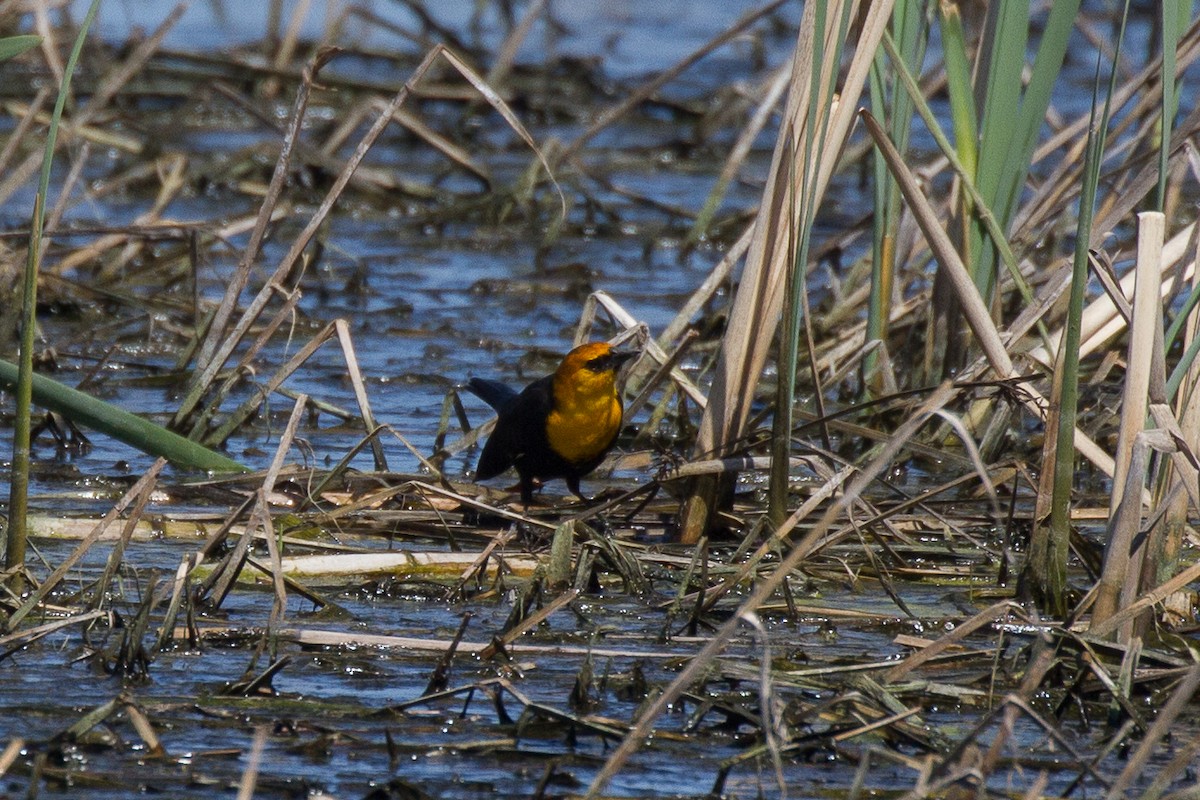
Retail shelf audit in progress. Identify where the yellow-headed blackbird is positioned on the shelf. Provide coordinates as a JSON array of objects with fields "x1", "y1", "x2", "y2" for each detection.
[{"x1": 468, "y1": 341, "x2": 636, "y2": 505}]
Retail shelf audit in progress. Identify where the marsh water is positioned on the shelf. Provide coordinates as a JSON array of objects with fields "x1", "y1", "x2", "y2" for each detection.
[{"x1": 0, "y1": 2, "x2": 1196, "y2": 798}]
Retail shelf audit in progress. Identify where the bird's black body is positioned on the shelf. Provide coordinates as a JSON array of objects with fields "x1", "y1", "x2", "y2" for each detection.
[{"x1": 467, "y1": 375, "x2": 607, "y2": 505}]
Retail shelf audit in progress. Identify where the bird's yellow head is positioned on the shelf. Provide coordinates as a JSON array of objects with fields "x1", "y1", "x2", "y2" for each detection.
[
  {"x1": 552, "y1": 342, "x2": 631, "y2": 405},
  {"x1": 546, "y1": 341, "x2": 635, "y2": 465}
]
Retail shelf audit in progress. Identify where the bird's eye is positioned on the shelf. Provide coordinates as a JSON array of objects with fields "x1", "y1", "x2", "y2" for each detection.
[{"x1": 585, "y1": 354, "x2": 612, "y2": 371}]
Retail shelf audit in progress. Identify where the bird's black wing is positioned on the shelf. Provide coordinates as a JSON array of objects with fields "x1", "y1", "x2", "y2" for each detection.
[
  {"x1": 474, "y1": 374, "x2": 554, "y2": 481},
  {"x1": 465, "y1": 377, "x2": 520, "y2": 413}
]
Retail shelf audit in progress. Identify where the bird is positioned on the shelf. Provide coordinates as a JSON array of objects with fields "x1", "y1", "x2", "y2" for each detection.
[{"x1": 467, "y1": 341, "x2": 637, "y2": 506}]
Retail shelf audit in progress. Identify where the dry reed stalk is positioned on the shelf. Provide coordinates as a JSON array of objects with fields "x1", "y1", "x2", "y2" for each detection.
[
  {"x1": 366, "y1": 97, "x2": 490, "y2": 180},
  {"x1": 0, "y1": 100, "x2": 144, "y2": 155},
  {"x1": 0, "y1": 87, "x2": 49, "y2": 177},
  {"x1": 0, "y1": 610, "x2": 107, "y2": 662},
  {"x1": 6, "y1": 1, "x2": 187, "y2": 208},
  {"x1": 260, "y1": 394, "x2": 309, "y2": 631},
  {"x1": 188, "y1": 45, "x2": 561, "y2": 440},
  {"x1": 1131, "y1": 701, "x2": 1200, "y2": 799},
  {"x1": 882, "y1": 601, "x2": 1020, "y2": 683},
  {"x1": 0, "y1": 3, "x2": 183, "y2": 206},
  {"x1": 187, "y1": 49, "x2": 334, "y2": 400},
  {"x1": 1154, "y1": 204, "x2": 1200, "y2": 624},
  {"x1": 267, "y1": 626, "x2": 693, "y2": 660},
  {"x1": 88, "y1": 450, "x2": 162, "y2": 612},
  {"x1": 44, "y1": 153, "x2": 189, "y2": 280},
  {"x1": 576, "y1": 291, "x2": 707, "y2": 406},
  {"x1": 1022, "y1": 226, "x2": 1193, "y2": 375},
  {"x1": 1093, "y1": 213, "x2": 1164, "y2": 631},
  {"x1": 189, "y1": 284, "x2": 305, "y2": 441},
  {"x1": 584, "y1": 382, "x2": 956, "y2": 798},
  {"x1": 688, "y1": 62, "x2": 792, "y2": 243},
  {"x1": 813, "y1": 293, "x2": 926, "y2": 379},
  {"x1": 265, "y1": 0, "x2": 314, "y2": 98},
  {"x1": 311, "y1": 480, "x2": 418, "y2": 522},
  {"x1": 190, "y1": 295, "x2": 378, "y2": 468},
  {"x1": 32, "y1": 1, "x2": 62, "y2": 86},
  {"x1": 661, "y1": 224, "x2": 753, "y2": 346},
  {"x1": 123, "y1": 701, "x2": 165, "y2": 758},
  {"x1": 688, "y1": 463, "x2": 854, "y2": 615},
  {"x1": 195, "y1": 412, "x2": 315, "y2": 624},
  {"x1": 5, "y1": 458, "x2": 166, "y2": 631},
  {"x1": 1104, "y1": 665, "x2": 1200, "y2": 800},
  {"x1": 558, "y1": 0, "x2": 789, "y2": 163},
  {"x1": 42, "y1": 140, "x2": 87, "y2": 234},
  {"x1": 0, "y1": 115, "x2": 136, "y2": 208},
  {"x1": 480, "y1": 588, "x2": 579, "y2": 660},
  {"x1": 335, "y1": 319, "x2": 387, "y2": 469},
  {"x1": 1087, "y1": 541, "x2": 1200, "y2": 640},
  {"x1": 154, "y1": 552, "x2": 200, "y2": 653},
  {"x1": 1013, "y1": 16, "x2": 1200, "y2": 236},
  {"x1": 486, "y1": 0, "x2": 548, "y2": 87},
  {"x1": 680, "y1": 0, "x2": 895, "y2": 543},
  {"x1": 235, "y1": 725, "x2": 268, "y2": 800},
  {"x1": 932, "y1": 408, "x2": 1000, "y2": 513},
  {"x1": 864, "y1": 109, "x2": 1123, "y2": 488},
  {"x1": 405, "y1": 480, "x2": 557, "y2": 531},
  {"x1": 0, "y1": 739, "x2": 22, "y2": 779},
  {"x1": 624, "y1": 329, "x2": 699, "y2": 425}
]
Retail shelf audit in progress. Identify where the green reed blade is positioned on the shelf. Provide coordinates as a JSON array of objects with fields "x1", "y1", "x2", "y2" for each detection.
[
  {"x1": 7, "y1": 0, "x2": 101, "y2": 571},
  {"x1": 1157, "y1": 0, "x2": 1184, "y2": 209},
  {"x1": 1036, "y1": 0, "x2": 1131, "y2": 617},
  {"x1": 865, "y1": 0, "x2": 929, "y2": 394},
  {"x1": 0, "y1": 358, "x2": 248, "y2": 474},
  {"x1": 0, "y1": 35, "x2": 41, "y2": 62}
]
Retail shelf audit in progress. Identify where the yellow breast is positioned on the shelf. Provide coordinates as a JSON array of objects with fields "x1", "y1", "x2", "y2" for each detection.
[
  {"x1": 543, "y1": 341, "x2": 627, "y2": 466},
  {"x1": 546, "y1": 392, "x2": 623, "y2": 464}
]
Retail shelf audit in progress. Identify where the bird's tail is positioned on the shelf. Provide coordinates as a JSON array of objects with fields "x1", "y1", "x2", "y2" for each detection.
[{"x1": 465, "y1": 377, "x2": 519, "y2": 412}]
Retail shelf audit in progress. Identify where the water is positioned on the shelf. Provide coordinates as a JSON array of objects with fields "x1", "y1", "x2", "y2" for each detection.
[{"x1": 2, "y1": 2, "x2": 1197, "y2": 798}]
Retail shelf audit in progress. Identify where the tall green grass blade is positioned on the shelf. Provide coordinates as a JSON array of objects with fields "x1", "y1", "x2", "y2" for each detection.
[
  {"x1": 996, "y1": 0, "x2": 1082, "y2": 226},
  {"x1": 967, "y1": 0, "x2": 1080, "y2": 301},
  {"x1": 879, "y1": 30, "x2": 1050, "y2": 350},
  {"x1": 938, "y1": 1, "x2": 976, "y2": 183},
  {"x1": 967, "y1": 0, "x2": 1028, "y2": 295},
  {"x1": 6, "y1": 0, "x2": 101, "y2": 572},
  {"x1": 1035, "y1": 1, "x2": 1130, "y2": 616},
  {"x1": 1166, "y1": 326, "x2": 1200, "y2": 402},
  {"x1": 1165, "y1": 278, "x2": 1200, "y2": 353},
  {"x1": 0, "y1": 359, "x2": 248, "y2": 474},
  {"x1": 1157, "y1": 0, "x2": 1183, "y2": 209},
  {"x1": 866, "y1": 54, "x2": 891, "y2": 391},
  {"x1": 770, "y1": 0, "x2": 850, "y2": 526},
  {"x1": 0, "y1": 35, "x2": 41, "y2": 61},
  {"x1": 865, "y1": 0, "x2": 929, "y2": 393}
]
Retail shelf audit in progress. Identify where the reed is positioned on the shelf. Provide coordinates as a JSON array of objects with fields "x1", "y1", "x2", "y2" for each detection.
[
  {"x1": 5, "y1": 2, "x2": 97, "y2": 572},
  {"x1": 929, "y1": 0, "x2": 1081, "y2": 376},
  {"x1": 679, "y1": 0, "x2": 895, "y2": 543},
  {"x1": 1028, "y1": 1, "x2": 1130, "y2": 617},
  {"x1": 864, "y1": 0, "x2": 928, "y2": 394}
]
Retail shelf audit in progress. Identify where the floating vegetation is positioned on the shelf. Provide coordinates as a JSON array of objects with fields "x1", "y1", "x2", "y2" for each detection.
[{"x1": 0, "y1": 1, "x2": 1198, "y2": 798}]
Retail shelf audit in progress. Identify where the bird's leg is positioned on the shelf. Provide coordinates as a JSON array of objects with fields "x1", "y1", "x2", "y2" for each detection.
[
  {"x1": 519, "y1": 474, "x2": 538, "y2": 507},
  {"x1": 566, "y1": 476, "x2": 590, "y2": 503}
]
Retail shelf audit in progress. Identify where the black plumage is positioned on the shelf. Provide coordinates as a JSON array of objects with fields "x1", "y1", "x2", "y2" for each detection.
[{"x1": 467, "y1": 374, "x2": 608, "y2": 505}]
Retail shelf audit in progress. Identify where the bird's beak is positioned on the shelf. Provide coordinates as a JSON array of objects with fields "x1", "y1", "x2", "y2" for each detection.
[{"x1": 612, "y1": 350, "x2": 639, "y2": 370}]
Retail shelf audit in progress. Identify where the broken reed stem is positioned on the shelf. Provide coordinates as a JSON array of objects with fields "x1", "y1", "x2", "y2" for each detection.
[
  {"x1": 1110, "y1": 212, "x2": 1164, "y2": 512},
  {"x1": 1093, "y1": 211, "x2": 1164, "y2": 632}
]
